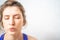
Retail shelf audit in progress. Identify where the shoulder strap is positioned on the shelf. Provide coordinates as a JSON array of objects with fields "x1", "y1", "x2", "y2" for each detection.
[
  {"x1": 0, "y1": 33, "x2": 28, "y2": 40},
  {"x1": 0, "y1": 34, "x2": 4, "y2": 40},
  {"x1": 23, "y1": 33, "x2": 28, "y2": 40}
]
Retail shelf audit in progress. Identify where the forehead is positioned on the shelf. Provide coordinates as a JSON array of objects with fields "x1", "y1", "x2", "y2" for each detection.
[{"x1": 3, "y1": 6, "x2": 22, "y2": 15}]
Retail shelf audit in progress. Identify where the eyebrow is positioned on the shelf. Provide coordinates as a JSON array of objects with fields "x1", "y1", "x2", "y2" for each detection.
[
  {"x1": 14, "y1": 14, "x2": 21, "y2": 16},
  {"x1": 4, "y1": 15, "x2": 10, "y2": 17},
  {"x1": 4, "y1": 14, "x2": 21, "y2": 17}
]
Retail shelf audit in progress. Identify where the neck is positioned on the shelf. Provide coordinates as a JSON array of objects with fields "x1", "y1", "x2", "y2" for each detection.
[{"x1": 4, "y1": 32, "x2": 23, "y2": 40}]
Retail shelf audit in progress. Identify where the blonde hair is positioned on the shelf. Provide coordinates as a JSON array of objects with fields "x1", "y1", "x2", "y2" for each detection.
[{"x1": 0, "y1": 0, "x2": 26, "y2": 26}]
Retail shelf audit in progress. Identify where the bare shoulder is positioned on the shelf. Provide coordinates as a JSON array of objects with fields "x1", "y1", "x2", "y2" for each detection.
[{"x1": 28, "y1": 35, "x2": 37, "y2": 40}]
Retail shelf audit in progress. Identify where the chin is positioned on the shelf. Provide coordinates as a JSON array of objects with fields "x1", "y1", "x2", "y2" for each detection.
[{"x1": 8, "y1": 31, "x2": 16, "y2": 35}]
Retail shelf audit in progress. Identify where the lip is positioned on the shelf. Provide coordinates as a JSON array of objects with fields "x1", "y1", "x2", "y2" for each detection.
[{"x1": 9, "y1": 28, "x2": 16, "y2": 32}]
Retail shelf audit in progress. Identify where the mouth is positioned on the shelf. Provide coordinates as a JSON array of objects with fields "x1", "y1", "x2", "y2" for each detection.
[{"x1": 9, "y1": 28, "x2": 16, "y2": 32}]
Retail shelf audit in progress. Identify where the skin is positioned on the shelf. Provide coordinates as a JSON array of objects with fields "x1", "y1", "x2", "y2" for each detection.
[
  {"x1": 2, "y1": 6, "x2": 37, "y2": 40},
  {"x1": 2, "y1": 6, "x2": 23, "y2": 40}
]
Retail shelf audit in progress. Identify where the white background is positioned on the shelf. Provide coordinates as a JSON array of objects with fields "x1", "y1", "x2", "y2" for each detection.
[{"x1": 0, "y1": 0, "x2": 60, "y2": 40}]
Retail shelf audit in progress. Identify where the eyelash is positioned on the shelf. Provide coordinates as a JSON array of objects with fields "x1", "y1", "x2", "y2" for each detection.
[
  {"x1": 5, "y1": 17, "x2": 9, "y2": 20},
  {"x1": 15, "y1": 17, "x2": 20, "y2": 19},
  {"x1": 5, "y1": 17, "x2": 20, "y2": 20}
]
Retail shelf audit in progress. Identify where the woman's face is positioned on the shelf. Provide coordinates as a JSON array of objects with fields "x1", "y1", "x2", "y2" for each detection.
[{"x1": 2, "y1": 6, "x2": 24, "y2": 34}]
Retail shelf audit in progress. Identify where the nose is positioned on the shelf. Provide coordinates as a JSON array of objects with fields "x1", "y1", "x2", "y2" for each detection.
[{"x1": 9, "y1": 18, "x2": 15, "y2": 26}]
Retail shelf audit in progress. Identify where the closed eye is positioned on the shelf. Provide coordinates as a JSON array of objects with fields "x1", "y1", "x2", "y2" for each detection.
[
  {"x1": 4, "y1": 15, "x2": 9, "y2": 20},
  {"x1": 15, "y1": 16, "x2": 20, "y2": 19},
  {"x1": 14, "y1": 14, "x2": 21, "y2": 19}
]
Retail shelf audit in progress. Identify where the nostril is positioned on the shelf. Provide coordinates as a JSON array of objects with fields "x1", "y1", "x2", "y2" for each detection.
[
  {"x1": 10, "y1": 22, "x2": 15, "y2": 26},
  {"x1": 9, "y1": 20, "x2": 15, "y2": 26},
  {"x1": 12, "y1": 23, "x2": 15, "y2": 25}
]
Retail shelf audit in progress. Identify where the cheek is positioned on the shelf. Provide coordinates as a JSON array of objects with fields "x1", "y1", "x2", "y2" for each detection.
[
  {"x1": 15, "y1": 19, "x2": 23, "y2": 31},
  {"x1": 15, "y1": 19, "x2": 23, "y2": 27},
  {"x1": 3, "y1": 22, "x2": 9, "y2": 32},
  {"x1": 3, "y1": 20, "x2": 9, "y2": 30},
  {"x1": 3, "y1": 20, "x2": 9, "y2": 26}
]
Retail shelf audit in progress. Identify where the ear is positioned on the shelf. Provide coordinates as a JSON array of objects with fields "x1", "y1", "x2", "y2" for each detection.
[
  {"x1": 0, "y1": 22, "x2": 3, "y2": 28},
  {"x1": 23, "y1": 20, "x2": 25, "y2": 26},
  {"x1": 1, "y1": 19, "x2": 4, "y2": 28}
]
